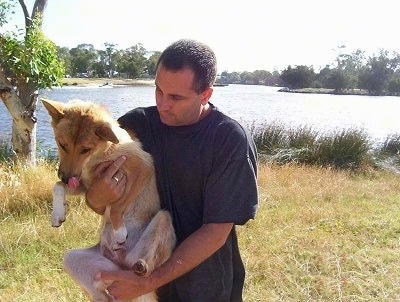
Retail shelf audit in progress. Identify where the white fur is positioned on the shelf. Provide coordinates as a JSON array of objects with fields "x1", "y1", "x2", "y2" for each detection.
[{"x1": 51, "y1": 181, "x2": 67, "y2": 227}]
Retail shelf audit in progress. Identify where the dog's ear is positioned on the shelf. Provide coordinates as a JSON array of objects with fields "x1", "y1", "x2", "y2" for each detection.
[
  {"x1": 95, "y1": 123, "x2": 120, "y2": 144},
  {"x1": 41, "y1": 98, "x2": 65, "y2": 123}
]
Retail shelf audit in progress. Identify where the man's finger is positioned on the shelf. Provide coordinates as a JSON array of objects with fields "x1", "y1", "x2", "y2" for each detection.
[
  {"x1": 96, "y1": 271, "x2": 118, "y2": 281},
  {"x1": 105, "y1": 156, "x2": 127, "y2": 178},
  {"x1": 94, "y1": 160, "x2": 112, "y2": 175}
]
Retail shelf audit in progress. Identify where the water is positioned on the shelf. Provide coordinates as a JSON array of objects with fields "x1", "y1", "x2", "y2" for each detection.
[{"x1": 0, "y1": 84, "x2": 399, "y2": 151}]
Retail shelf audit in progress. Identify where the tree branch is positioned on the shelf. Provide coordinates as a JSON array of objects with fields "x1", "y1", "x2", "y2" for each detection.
[
  {"x1": 18, "y1": 0, "x2": 30, "y2": 28},
  {"x1": 31, "y1": 0, "x2": 47, "y2": 21}
]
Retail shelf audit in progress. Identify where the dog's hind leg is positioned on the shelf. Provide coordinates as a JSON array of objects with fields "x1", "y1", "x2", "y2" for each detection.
[
  {"x1": 64, "y1": 245, "x2": 120, "y2": 302},
  {"x1": 51, "y1": 181, "x2": 67, "y2": 227},
  {"x1": 125, "y1": 210, "x2": 176, "y2": 276}
]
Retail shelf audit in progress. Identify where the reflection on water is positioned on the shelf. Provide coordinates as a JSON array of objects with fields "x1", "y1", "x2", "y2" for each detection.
[{"x1": 0, "y1": 84, "x2": 399, "y2": 151}]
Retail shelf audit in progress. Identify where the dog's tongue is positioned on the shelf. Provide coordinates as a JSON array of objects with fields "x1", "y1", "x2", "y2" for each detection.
[{"x1": 67, "y1": 177, "x2": 80, "y2": 190}]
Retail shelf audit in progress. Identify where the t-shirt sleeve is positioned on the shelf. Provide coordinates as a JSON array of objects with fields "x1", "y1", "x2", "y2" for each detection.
[
  {"x1": 203, "y1": 123, "x2": 258, "y2": 225},
  {"x1": 117, "y1": 108, "x2": 145, "y2": 135}
]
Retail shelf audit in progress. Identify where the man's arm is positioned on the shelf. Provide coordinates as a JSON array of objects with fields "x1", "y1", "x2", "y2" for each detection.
[{"x1": 99, "y1": 222, "x2": 234, "y2": 300}]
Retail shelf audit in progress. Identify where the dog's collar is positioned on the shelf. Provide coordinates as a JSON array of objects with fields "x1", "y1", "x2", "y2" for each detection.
[{"x1": 104, "y1": 143, "x2": 117, "y2": 159}]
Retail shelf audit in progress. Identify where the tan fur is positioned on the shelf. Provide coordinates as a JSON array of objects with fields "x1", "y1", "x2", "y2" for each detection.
[{"x1": 42, "y1": 99, "x2": 176, "y2": 302}]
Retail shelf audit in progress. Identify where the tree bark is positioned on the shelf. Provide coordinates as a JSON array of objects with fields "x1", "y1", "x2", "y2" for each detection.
[{"x1": 0, "y1": 65, "x2": 37, "y2": 165}]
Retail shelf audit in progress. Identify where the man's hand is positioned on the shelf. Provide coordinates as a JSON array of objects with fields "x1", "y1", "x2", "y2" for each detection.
[
  {"x1": 97, "y1": 223, "x2": 233, "y2": 300},
  {"x1": 97, "y1": 270, "x2": 153, "y2": 300},
  {"x1": 86, "y1": 155, "x2": 127, "y2": 214}
]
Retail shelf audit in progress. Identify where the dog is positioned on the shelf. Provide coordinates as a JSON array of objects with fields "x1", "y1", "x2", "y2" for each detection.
[{"x1": 42, "y1": 98, "x2": 176, "y2": 302}]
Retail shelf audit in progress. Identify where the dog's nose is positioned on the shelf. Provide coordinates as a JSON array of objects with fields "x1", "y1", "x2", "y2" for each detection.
[{"x1": 58, "y1": 170, "x2": 69, "y2": 184}]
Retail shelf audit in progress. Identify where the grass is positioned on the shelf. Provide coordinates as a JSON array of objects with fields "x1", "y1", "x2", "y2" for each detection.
[
  {"x1": 240, "y1": 164, "x2": 400, "y2": 301},
  {"x1": 1, "y1": 162, "x2": 400, "y2": 301}
]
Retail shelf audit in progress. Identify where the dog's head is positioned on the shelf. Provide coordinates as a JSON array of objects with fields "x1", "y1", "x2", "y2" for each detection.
[{"x1": 42, "y1": 98, "x2": 120, "y2": 190}]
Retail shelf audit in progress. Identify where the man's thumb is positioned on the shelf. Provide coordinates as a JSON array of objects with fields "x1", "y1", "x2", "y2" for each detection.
[{"x1": 96, "y1": 271, "x2": 114, "y2": 281}]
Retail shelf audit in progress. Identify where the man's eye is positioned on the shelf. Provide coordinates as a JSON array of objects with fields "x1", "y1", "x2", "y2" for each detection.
[
  {"x1": 171, "y1": 95, "x2": 183, "y2": 101},
  {"x1": 81, "y1": 148, "x2": 91, "y2": 154}
]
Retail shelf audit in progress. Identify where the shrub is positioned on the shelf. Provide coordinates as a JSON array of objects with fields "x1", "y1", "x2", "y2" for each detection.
[
  {"x1": 380, "y1": 133, "x2": 400, "y2": 155},
  {"x1": 287, "y1": 125, "x2": 318, "y2": 149},
  {"x1": 251, "y1": 124, "x2": 372, "y2": 169},
  {"x1": 0, "y1": 138, "x2": 13, "y2": 163},
  {"x1": 315, "y1": 128, "x2": 371, "y2": 169},
  {"x1": 251, "y1": 122, "x2": 288, "y2": 154}
]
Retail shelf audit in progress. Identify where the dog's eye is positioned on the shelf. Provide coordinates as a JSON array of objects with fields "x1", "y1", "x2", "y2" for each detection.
[
  {"x1": 81, "y1": 148, "x2": 91, "y2": 154},
  {"x1": 59, "y1": 143, "x2": 67, "y2": 152}
]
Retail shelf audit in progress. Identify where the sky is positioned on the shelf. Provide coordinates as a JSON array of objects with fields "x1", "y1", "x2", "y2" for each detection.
[{"x1": 3, "y1": 0, "x2": 400, "y2": 73}]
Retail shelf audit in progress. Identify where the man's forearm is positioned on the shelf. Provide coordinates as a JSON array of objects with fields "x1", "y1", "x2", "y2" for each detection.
[
  {"x1": 85, "y1": 192, "x2": 106, "y2": 215},
  {"x1": 146, "y1": 223, "x2": 234, "y2": 290}
]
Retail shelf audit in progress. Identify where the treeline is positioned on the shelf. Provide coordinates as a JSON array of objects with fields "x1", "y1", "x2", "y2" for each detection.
[
  {"x1": 220, "y1": 49, "x2": 400, "y2": 96},
  {"x1": 59, "y1": 43, "x2": 400, "y2": 96},
  {"x1": 58, "y1": 42, "x2": 160, "y2": 79}
]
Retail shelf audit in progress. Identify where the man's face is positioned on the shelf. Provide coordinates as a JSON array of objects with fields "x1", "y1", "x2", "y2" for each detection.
[{"x1": 155, "y1": 64, "x2": 212, "y2": 126}]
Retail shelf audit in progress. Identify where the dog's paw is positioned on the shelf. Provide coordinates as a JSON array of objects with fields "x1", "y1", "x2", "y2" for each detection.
[
  {"x1": 132, "y1": 259, "x2": 148, "y2": 276},
  {"x1": 51, "y1": 208, "x2": 66, "y2": 227},
  {"x1": 51, "y1": 215, "x2": 65, "y2": 227}
]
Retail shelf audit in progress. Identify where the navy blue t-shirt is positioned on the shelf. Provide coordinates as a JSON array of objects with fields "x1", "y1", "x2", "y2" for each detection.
[{"x1": 118, "y1": 103, "x2": 258, "y2": 302}]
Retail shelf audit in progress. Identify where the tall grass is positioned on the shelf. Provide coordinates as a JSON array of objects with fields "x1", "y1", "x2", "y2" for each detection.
[
  {"x1": 1, "y1": 162, "x2": 400, "y2": 301},
  {"x1": 250, "y1": 123, "x2": 397, "y2": 170},
  {"x1": 380, "y1": 133, "x2": 400, "y2": 155},
  {"x1": 0, "y1": 138, "x2": 13, "y2": 163}
]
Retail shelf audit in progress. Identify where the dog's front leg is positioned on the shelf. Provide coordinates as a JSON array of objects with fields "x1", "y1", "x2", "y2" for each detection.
[
  {"x1": 109, "y1": 202, "x2": 128, "y2": 250},
  {"x1": 51, "y1": 181, "x2": 67, "y2": 227}
]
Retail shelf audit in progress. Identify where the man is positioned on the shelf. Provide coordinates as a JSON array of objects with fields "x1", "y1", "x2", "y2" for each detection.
[{"x1": 86, "y1": 39, "x2": 258, "y2": 301}]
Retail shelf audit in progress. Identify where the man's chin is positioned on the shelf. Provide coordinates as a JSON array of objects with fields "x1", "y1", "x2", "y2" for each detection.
[{"x1": 160, "y1": 115, "x2": 176, "y2": 126}]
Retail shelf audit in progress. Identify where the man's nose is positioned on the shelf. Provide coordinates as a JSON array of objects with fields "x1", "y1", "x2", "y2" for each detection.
[{"x1": 157, "y1": 96, "x2": 171, "y2": 111}]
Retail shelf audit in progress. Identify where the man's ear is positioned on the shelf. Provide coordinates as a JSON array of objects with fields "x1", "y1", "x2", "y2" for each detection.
[
  {"x1": 41, "y1": 98, "x2": 65, "y2": 124},
  {"x1": 200, "y1": 87, "x2": 213, "y2": 105},
  {"x1": 95, "y1": 123, "x2": 120, "y2": 144}
]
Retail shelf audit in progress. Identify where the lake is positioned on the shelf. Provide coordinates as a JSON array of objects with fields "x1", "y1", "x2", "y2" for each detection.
[{"x1": 0, "y1": 84, "x2": 399, "y2": 150}]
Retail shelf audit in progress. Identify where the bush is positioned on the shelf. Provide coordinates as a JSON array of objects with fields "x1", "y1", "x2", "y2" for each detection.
[
  {"x1": 287, "y1": 125, "x2": 318, "y2": 149},
  {"x1": 0, "y1": 138, "x2": 13, "y2": 163},
  {"x1": 315, "y1": 128, "x2": 371, "y2": 169},
  {"x1": 0, "y1": 140, "x2": 59, "y2": 164},
  {"x1": 380, "y1": 133, "x2": 400, "y2": 155},
  {"x1": 251, "y1": 124, "x2": 372, "y2": 169},
  {"x1": 250, "y1": 122, "x2": 287, "y2": 154}
]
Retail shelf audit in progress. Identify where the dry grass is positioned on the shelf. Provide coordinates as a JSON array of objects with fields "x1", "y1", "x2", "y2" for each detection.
[
  {"x1": 240, "y1": 164, "x2": 400, "y2": 301},
  {"x1": 1, "y1": 162, "x2": 400, "y2": 301}
]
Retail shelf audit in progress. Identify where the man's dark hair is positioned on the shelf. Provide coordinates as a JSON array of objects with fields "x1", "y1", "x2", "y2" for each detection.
[{"x1": 156, "y1": 39, "x2": 217, "y2": 94}]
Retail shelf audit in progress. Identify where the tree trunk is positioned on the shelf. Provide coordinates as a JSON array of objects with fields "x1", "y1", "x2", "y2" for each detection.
[
  {"x1": 0, "y1": 66, "x2": 37, "y2": 165},
  {"x1": 0, "y1": 0, "x2": 48, "y2": 166}
]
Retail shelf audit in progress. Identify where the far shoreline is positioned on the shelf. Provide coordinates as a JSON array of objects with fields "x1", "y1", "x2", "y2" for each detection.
[
  {"x1": 61, "y1": 77, "x2": 155, "y2": 87},
  {"x1": 60, "y1": 78, "x2": 384, "y2": 97},
  {"x1": 277, "y1": 87, "x2": 370, "y2": 96}
]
